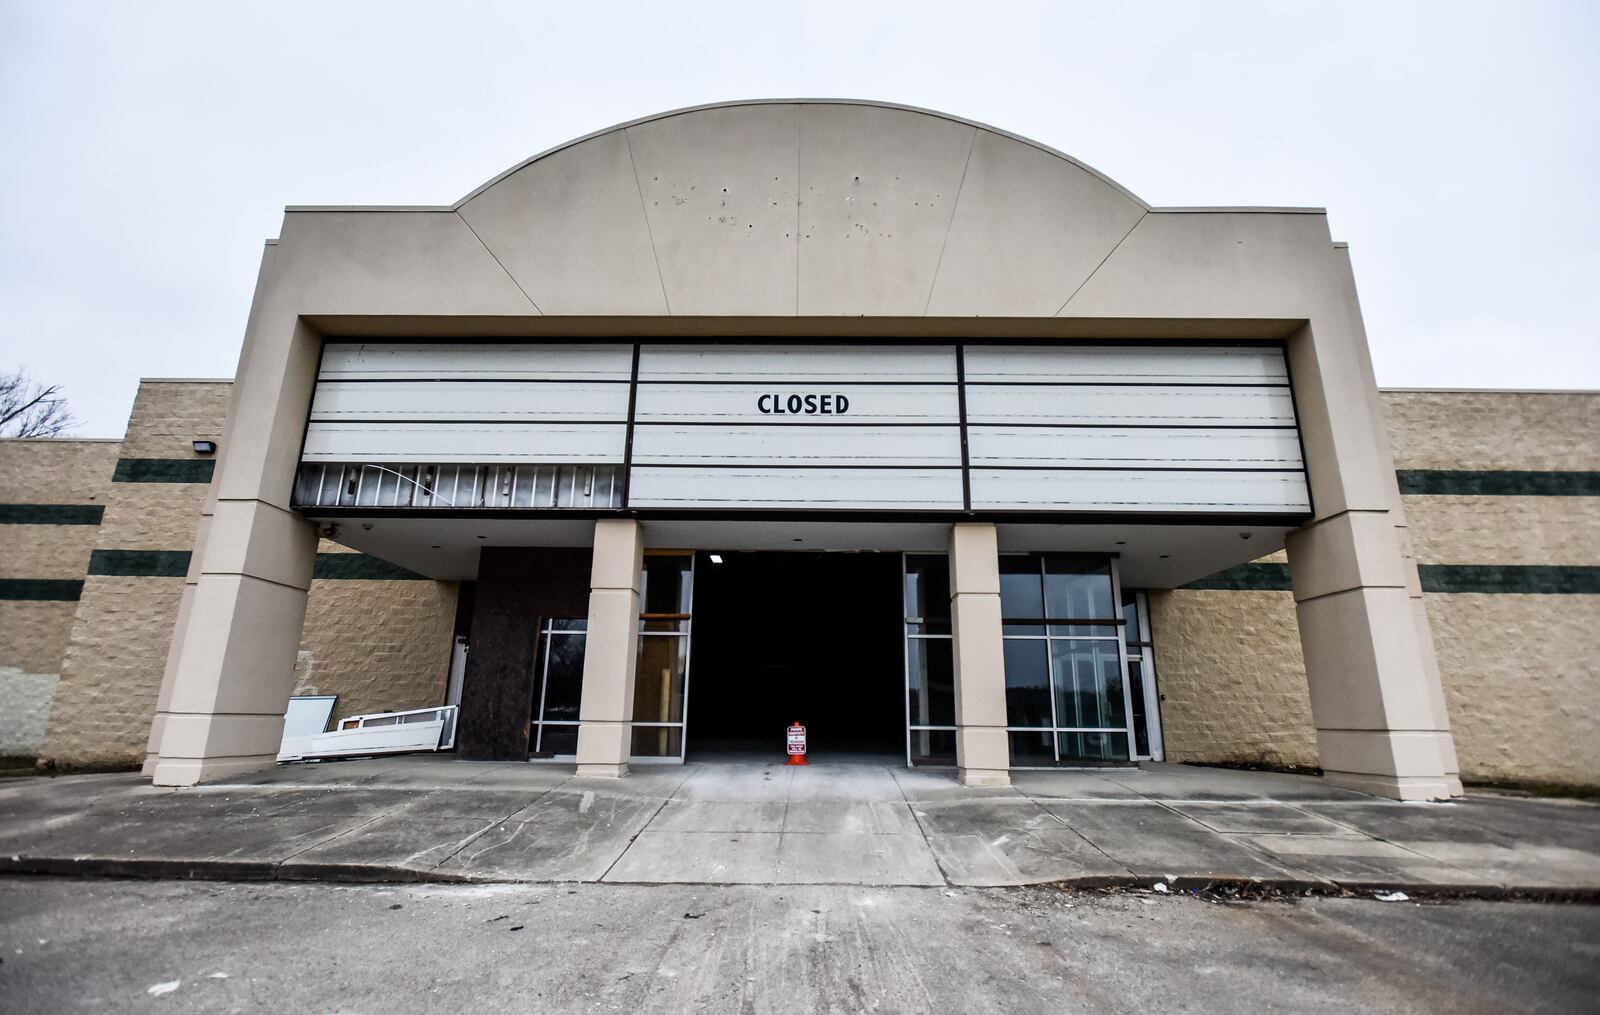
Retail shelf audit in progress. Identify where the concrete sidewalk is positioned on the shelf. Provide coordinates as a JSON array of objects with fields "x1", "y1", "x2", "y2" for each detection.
[{"x1": 2, "y1": 756, "x2": 1597, "y2": 894}]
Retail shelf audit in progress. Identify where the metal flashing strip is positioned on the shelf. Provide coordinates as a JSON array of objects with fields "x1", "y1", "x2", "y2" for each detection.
[
  {"x1": 0, "y1": 504, "x2": 104, "y2": 525},
  {"x1": 1398, "y1": 470, "x2": 1600, "y2": 496},
  {"x1": 0, "y1": 578, "x2": 84, "y2": 601},
  {"x1": 112, "y1": 458, "x2": 215, "y2": 484},
  {"x1": 1183, "y1": 562, "x2": 1600, "y2": 595}
]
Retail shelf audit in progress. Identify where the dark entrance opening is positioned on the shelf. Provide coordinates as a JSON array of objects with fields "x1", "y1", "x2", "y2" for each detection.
[{"x1": 687, "y1": 551, "x2": 903, "y2": 759}]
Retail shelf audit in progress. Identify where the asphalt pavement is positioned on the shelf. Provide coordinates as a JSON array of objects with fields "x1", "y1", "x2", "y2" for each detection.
[{"x1": 3, "y1": 878, "x2": 1598, "y2": 1013}]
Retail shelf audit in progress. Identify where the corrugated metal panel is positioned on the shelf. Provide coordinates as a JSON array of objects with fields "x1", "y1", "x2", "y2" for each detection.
[
  {"x1": 637, "y1": 344, "x2": 957, "y2": 383},
  {"x1": 628, "y1": 467, "x2": 965, "y2": 509},
  {"x1": 969, "y1": 469, "x2": 1311, "y2": 512},
  {"x1": 631, "y1": 424, "x2": 962, "y2": 467},
  {"x1": 301, "y1": 423, "x2": 627, "y2": 464}
]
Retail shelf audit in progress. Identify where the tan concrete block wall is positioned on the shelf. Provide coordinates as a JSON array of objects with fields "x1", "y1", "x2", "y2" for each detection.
[
  {"x1": 94, "y1": 484, "x2": 208, "y2": 550},
  {"x1": 0, "y1": 525, "x2": 102, "y2": 579},
  {"x1": 117, "y1": 381, "x2": 230, "y2": 460},
  {"x1": 33, "y1": 382, "x2": 223, "y2": 768},
  {"x1": 1403, "y1": 496, "x2": 1600, "y2": 567},
  {"x1": 0, "y1": 438, "x2": 122, "y2": 503},
  {"x1": 0, "y1": 603, "x2": 80, "y2": 676},
  {"x1": 39, "y1": 576, "x2": 184, "y2": 768},
  {"x1": 294, "y1": 577, "x2": 459, "y2": 726},
  {"x1": 1, "y1": 438, "x2": 122, "y2": 756},
  {"x1": 0, "y1": 668, "x2": 58, "y2": 756},
  {"x1": 1381, "y1": 390, "x2": 1600, "y2": 471},
  {"x1": 1426, "y1": 593, "x2": 1598, "y2": 786},
  {"x1": 1148, "y1": 588, "x2": 1318, "y2": 769}
]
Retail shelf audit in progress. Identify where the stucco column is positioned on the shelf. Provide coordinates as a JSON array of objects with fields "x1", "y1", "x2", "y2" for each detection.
[
  {"x1": 1286, "y1": 298, "x2": 1458, "y2": 801},
  {"x1": 574, "y1": 519, "x2": 643, "y2": 778},
  {"x1": 142, "y1": 509, "x2": 210, "y2": 775},
  {"x1": 150, "y1": 256, "x2": 323, "y2": 785},
  {"x1": 950, "y1": 522, "x2": 1011, "y2": 787}
]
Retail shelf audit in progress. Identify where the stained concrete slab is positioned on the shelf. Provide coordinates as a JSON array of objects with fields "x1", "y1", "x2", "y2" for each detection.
[
  {"x1": 1169, "y1": 802, "x2": 1351, "y2": 835},
  {"x1": 282, "y1": 816, "x2": 500, "y2": 872},
  {"x1": 4, "y1": 759, "x2": 1598, "y2": 892},
  {"x1": 1041, "y1": 801, "x2": 1317, "y2": 881},
  {"x1": 605, "y1": 830, "x2": 784, "y2": 883},
  {"x1": 434, "y1": 791, "x2": 662, "y2": 882},
  {"x1": 1228, "y1": 833, "x2": 1497, "y2": 888},
  {"x1": 650, "y1": 800, "x2": 787, "y2": 833}
]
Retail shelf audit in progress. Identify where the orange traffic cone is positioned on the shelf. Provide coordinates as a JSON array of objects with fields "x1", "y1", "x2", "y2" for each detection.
[{"x1": 786, "y1": 721, "x2": 808, "y2": 766}]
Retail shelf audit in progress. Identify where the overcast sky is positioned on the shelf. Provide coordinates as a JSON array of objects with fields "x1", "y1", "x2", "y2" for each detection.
[{"x1": 2, "y1": 0, "x2": 1595, "y2": 436}]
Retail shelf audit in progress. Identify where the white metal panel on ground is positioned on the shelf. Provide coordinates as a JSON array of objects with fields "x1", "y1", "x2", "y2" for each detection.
[
  {"x1": 318, "y1": 343, "x2": 635, "y2": 381},
  {"x1": 629, "y1": 467, "x2": 965, "y2": 508},
  {"x1": 967, "y1": 427, "x2": 1305, "y2": 468},
  {"x1": 631, "y1": 424, "x2": 963, "y2": 467},
  {"x1": 301, "y1": 422, "x2": 627, "y2": 463},
  {"x1": 634, "y1": 384, "x2": 960, "y2": 423},
  {"x1": 637, "y1": 344, "x2": 957, "y2": 383},
  {"x1": 964, "y1": 385, "x2": 1297, "y2": 426},
  {"x1": 969, "y1": 469, "x2": 1311, "y2": 512},
  {"x1": 309, "y1": 381, "x2": 631, "y2": 421},
  {"x1": 962, "y1": 344, "x2": 1289, "y2": 384}
]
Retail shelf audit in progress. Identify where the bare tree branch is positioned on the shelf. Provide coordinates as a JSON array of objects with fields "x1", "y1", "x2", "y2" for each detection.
[{"x1": 0, "y1": 369, "x2": 80, "y2": 437}]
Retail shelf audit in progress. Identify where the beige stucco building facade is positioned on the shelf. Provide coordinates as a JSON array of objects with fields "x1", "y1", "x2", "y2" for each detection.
[{"x1": 3, "y1": 102, "x2": 1595, "y2": 797}]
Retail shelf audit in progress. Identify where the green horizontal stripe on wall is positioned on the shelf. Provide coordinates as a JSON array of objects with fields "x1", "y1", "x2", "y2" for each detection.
[
  {"x1": 1419, "y1": 564, "x2": 1600, "y2": 595},
  {"x1": 0, "y1": 578, "x2": 85, "y2": 601},
  {"x1": 87, "y1": 549, "x2": 191, "y2": 577},
  {"x1": 1183, "y1": 562, "x2": 1599, "y2": 594},
  {"x1": 77, "y1": 549, "x2": 424, "y2": 581},
  {"x1": 0, "y1": 503, "x2": 104, "y2": 525},
  {"x1": 1397, "y1": 470, "x2": 1600, "y2": 496},
  {"x1": 1181, "y1": 563, "x2": 1293, "y2": 592},
  {"x1": 112, "y1": 458, "x2": 215, "y2": 484},
  {"x1": 314, "y1": 553, "x2": 425, "y2": 581}
]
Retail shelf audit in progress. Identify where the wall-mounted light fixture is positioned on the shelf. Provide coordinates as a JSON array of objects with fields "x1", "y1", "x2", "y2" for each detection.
[{"x1": 192, "y1": 440, "x2": 217, "y2": 454}]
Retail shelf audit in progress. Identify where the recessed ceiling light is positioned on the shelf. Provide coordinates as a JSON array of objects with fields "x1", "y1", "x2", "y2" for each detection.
[{"x1": 708, "y1": 554, "x2": 724, "y2": 564}]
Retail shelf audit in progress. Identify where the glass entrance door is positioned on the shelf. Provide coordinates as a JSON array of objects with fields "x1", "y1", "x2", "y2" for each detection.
[
  {"x1": 632, "y1": 552, "x2": 694, "y2": 760},
  {"x1": 900, "y1": 552, "x2": 1162, "y2": 768}
]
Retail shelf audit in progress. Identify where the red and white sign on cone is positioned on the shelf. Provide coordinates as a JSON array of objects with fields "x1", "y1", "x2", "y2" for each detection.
[{"x1": 786, "y1": 721, "x2": 807, "y2": 766}]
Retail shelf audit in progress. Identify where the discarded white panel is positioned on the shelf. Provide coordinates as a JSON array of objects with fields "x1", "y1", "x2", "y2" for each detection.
[{"x1": 278, "y1": 705, "x2": 459, "y2": 762}]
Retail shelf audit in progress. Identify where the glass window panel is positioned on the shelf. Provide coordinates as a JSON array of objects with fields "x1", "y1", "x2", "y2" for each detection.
[
  {"x1": 906, "y1": 637, "x2": 956, "y2": 727},
  {"x1": 549, "y1": 618, "x2": 587, "y2": 632},
  {"x1": 906, "y1": 623, "x2": 952, "y2": 637},
  {"x1": 999, "y1": 556, "x2": 1044, "y2": 620},
  {"x1": 1046, "y1": 624, "x2": 1119, "y2": 639},
  {"x1": 540, "y1": 631, "x2": 586, "y2": 722},
  {"x1": 1121, "y1": 588, "x2": 1142, "y2": 638},
  {"x1": 1058, "y1": 731, "x2": 1130, "y2": 763},
  {"x1": 643, "y1": 555, "x2": 693, "y2": 614},
  {"x1": 1002, "y1": 638, "x2": 1052, "y2": 728},
  {"x1": 909, "y1": 729, "x2": 957, "y2": 766},
  {"x1": 1008, "y1": 730, "x2": 1055, "y2": 766},
  {"x1": 539, "y1": 724, "x2": 579, "y2": 756},
  {"x1": 1044, "y1": 558, "x2": 1114, "y2": 620},
  {"x1": 1050, "y1": 639, "x2": 1127, "y2": 731},
  {"x1": 633, "y1": 634, "x2": 687, "y2": 724},
  {"x1": 631, "y1": 725, "x2": 683, "y2": 758},
  {"x1": 903, "y1": 554, "x2": 951, "y2": 623},
  {"x1": 1128, "y1": 659, "x2": 1150, "y2": 757}
]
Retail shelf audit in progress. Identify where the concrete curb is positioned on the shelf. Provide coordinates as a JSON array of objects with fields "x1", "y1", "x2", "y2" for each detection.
[{"x1": 4, "y1": 855, "x2": 1598, "y2": 902}]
